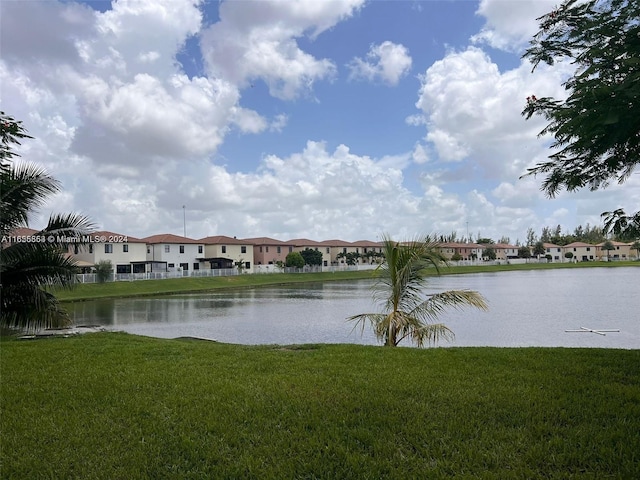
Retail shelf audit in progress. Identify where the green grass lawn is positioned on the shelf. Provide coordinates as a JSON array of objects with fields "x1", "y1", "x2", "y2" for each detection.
[
  {"x1": 2, "y1": 333, "x2": 639, "y2": 478},
  {"x1": 56, "y1": 261, "x2": 639, "y2": 302}
]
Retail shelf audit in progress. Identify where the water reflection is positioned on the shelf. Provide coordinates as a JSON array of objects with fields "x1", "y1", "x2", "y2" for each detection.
[{"x1": 69, "y1": 268, "x2": 640, "y2": 348}]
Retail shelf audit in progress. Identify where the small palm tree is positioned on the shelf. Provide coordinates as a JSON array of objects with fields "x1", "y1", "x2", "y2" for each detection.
[
  {"x1": 1, "y1": 113, "x2": 94, "y2": 332},
  {"x1": 349, "y1": 235, "x2": 488, "y2": 347}
]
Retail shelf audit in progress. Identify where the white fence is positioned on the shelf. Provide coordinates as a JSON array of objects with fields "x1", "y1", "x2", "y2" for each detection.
[{"x1": 74, "y1": 263, "x2": 378, "y2": 284}]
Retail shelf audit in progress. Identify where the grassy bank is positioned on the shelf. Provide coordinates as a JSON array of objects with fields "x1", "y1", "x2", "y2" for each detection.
[
  {"x1": 56, "y1": 270, "x2": 377, "y2": 301},
  {"x1": 56, "y1": 261, "x2": 639, "y2": 302},
  {"x1": 2, "y1": 333, "x2": 639, "y2": 478}
]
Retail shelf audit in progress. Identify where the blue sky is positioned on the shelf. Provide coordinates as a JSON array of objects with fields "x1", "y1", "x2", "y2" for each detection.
[{"x1": 2, "y1": 0, "x2": 637, "y2": 243}]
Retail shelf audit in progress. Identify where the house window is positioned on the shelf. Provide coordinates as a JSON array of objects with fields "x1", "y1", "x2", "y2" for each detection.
[
  {"x1": 326, "y1": 248, "x2": 330, "y2": 254},
  {"x1": 89, "y1": 245, "x2": 93, "y2": 254},
  {"x1": 105, "y1": 244, "x2": 113, "y2": 254},
  {"x1": 165, "y1": 245, "x2": 170, "y2": 253},
  {"x1": 586, "y1": 247, "x2": 591, "y2": 251},
  {"x1": 193, "y1": 263, "x2": 200, "y2": 270},
  {"x1": 222, "y1": 246, "x2": 226, "y2": 253},
  {"x1": 259, "y1": 246, "x2": 263, "y2": 252},
  {"x1": 180, "y1": 263, "x2": 188, "y2": 270},
  {"x1": 147, "y1": 246, "x2": 151, "y2": 254},
  {"x1": 168, "y1": 263, "x2": 175, "y2": 268},
  {"x1": 289, "y1": 246, "x2": 293, "y2": 253},
  {"x1": 266, "y1": 246, "x2": 269, "y2": 253},
  {"x1": 343, "y1": 248, "x2": 347, "y2": 254},
  {"x1": 116, "y1": 264, "x2": 131, "y2": 274},
  {"x1": 245, "y1": 262, "x2": 251, "y2": 269},
  {"x1": 241, "y1": 246, "x2": 247, "y2": 254},
  {"x1": 123, "y1": 244, "x2": 129, "y2": 253},
  {"x1": 198, "y1": 245, "x2": 203, "y2": 254},
  {"x1": 179, "y1": 245, "x2": 185, "y2": 254},
  {"x1": 277, "y1": 246, "x2": 281, "y2": 254}
]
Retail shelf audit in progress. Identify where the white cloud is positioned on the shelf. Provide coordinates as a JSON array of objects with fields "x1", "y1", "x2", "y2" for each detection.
[
  {"x1": 416, "y1": 46, "x2": 569, "y2": 179},
  {"x1": 200, "y1": 0, "x2": 365, "y2": 99},
  {"x1": 471, "y1": 0, "x2": 557, "y2": 52},
  {"x1": 348, "y1": 41, "x2": 412, "y2": 86},
  {"x1": 412, "y1": 143, "x2": 430, "y2": 165}
]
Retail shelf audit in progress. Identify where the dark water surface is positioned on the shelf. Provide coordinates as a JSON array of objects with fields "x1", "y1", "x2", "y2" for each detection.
[{"x1": 69, "y1": 267, "x2": 640, "y2": 348}]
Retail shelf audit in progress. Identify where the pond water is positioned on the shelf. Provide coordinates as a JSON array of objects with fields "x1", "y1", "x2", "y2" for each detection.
[{"x1": 69, "y1": 267, "x2": 640, "y2": 348}]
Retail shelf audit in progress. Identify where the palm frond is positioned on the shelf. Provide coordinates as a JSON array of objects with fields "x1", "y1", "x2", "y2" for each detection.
[
  {"x1": 411, "y1": 290, "x2": 489, "y2": 324},
  {"x1": 39, "y1": 213, "x2": 96, "y2": 246},
  {"x1": 0, "y1": 162, "x2": 60, "y2": 235}
]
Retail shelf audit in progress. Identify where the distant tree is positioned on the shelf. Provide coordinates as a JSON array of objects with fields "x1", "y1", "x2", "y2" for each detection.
[
  {"x1": 95, "y1": 260, "x2": 113, "y2": 283},
  {"x1": 632, "y1": 240, "x2": 640, "y2": 260},
  {"x1": 518, "y1": 246, "x2": 532, "y2": 258},
  {"x1": 533, "y1": 241, "x2": 546, "y2": 257},
  {"x1": 234, "y1": 258, "x2": 246, "y2": 273},
  {"x1": 483, "y1": 247, "x2": 497, "y2": 260},
  {"x1": 345, "y1": 252, "x2": 360, "y2": 266},
  {"x1": 437, "y1": 231, "x2": 459, "y2": 243},
  {"x1": 525, "y1": 227, "x2": 537, "y2": 247},
  {"x1": 540, "y1": 226, "x2": 552, "y2": 243},
  {"x1": 451, "y1": 252, "x2": 462, "y2": 262},
  {"x1": 477, "y1": 238, "x2": 494, "y2": 245},
  {"x1": 601, "y1": 240, "x2": 615, "y2": 261},
  {"x1": 498, "y1": 236, "x2": 511, "y2": 244},
  {"x1": 564, "y1": 251, "x2": 574, "y2": 261},
  {"x1": 545, "y1": 254, "x2": 553, "y2": 262},
  {"x1": 300, "y1": 248, "x2": 323, "y2": 266},
  {"x1": 285, "y1": 251, "x2": 304, "y2": 268}
]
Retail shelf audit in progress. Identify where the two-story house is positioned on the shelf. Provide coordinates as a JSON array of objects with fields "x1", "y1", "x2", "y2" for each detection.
[
  {"x1": 562, "y1": 242, "x2": 595, "y2": 262},
  {"x1": 69, "y1": 230, "x2": 148, "y2": 273},
  {"x1": 288, "y1": 238, "x2": 332, "y2": 267},
  {"x1": 142, "y1": 234, "x2": 205, "y2": 273},
  {"x1": 543, "y1": 242, "x2": 564, "y2": 262},
  {"x1": 244, "y1": 237, "x2": 294, "y2": 265},
  {"x1": 199, "y1": 236, "x2": 253, "y2": 270},
  {"x1": 493, "y1": 243, "x2": 519, "y2": 261},
  {"x1": 596, "y1": 241, "x2": 632, "y2": 261}
]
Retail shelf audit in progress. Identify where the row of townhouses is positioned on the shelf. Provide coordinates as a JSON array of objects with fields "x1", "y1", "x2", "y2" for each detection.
[{"x1": 7, "y1": 229, "x2": 638, "y2": 276}]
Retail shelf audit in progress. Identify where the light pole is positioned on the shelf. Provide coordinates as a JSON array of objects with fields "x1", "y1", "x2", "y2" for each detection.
[{"x1": 182, "y1": 205, "x2": 186, "y2": 237}]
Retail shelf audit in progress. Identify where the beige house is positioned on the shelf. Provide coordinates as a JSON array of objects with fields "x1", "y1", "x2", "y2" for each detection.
[
  {"x1": 200, "y1": 235, "x2": 253, "y2": 270},
  {"x1": 596, "y1": 241, "x2": 632, "y2": 261},
  {"x1": 320, "y1": 239, "x2": 362, "y2": 265},
  {"x1": 437, "y1": 242, "x2": 483, "y2": 260},
  {"x1": 492, "y1": 243, "x2": 519, "y2": 260},
  {"x1": 70, "y1": 230, "x2": 148, "y2": 273},
  {"x1": 352, "y1": 240, "x2": 383, "y2": 265},
  {"x1": 562, "y1": 242, "x2": 596, "y2": 262},
  {"x1": 543, "y1": 242, "x2": 564, "y2": 262},
  {"x1": 289, "y1": 238, "x2": 332, "y2": 267}
]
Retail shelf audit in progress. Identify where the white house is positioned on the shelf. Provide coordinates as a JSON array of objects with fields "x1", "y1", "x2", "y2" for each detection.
[{"x1": 142, "y1": 233, "x2": 205, "y2": 273}]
